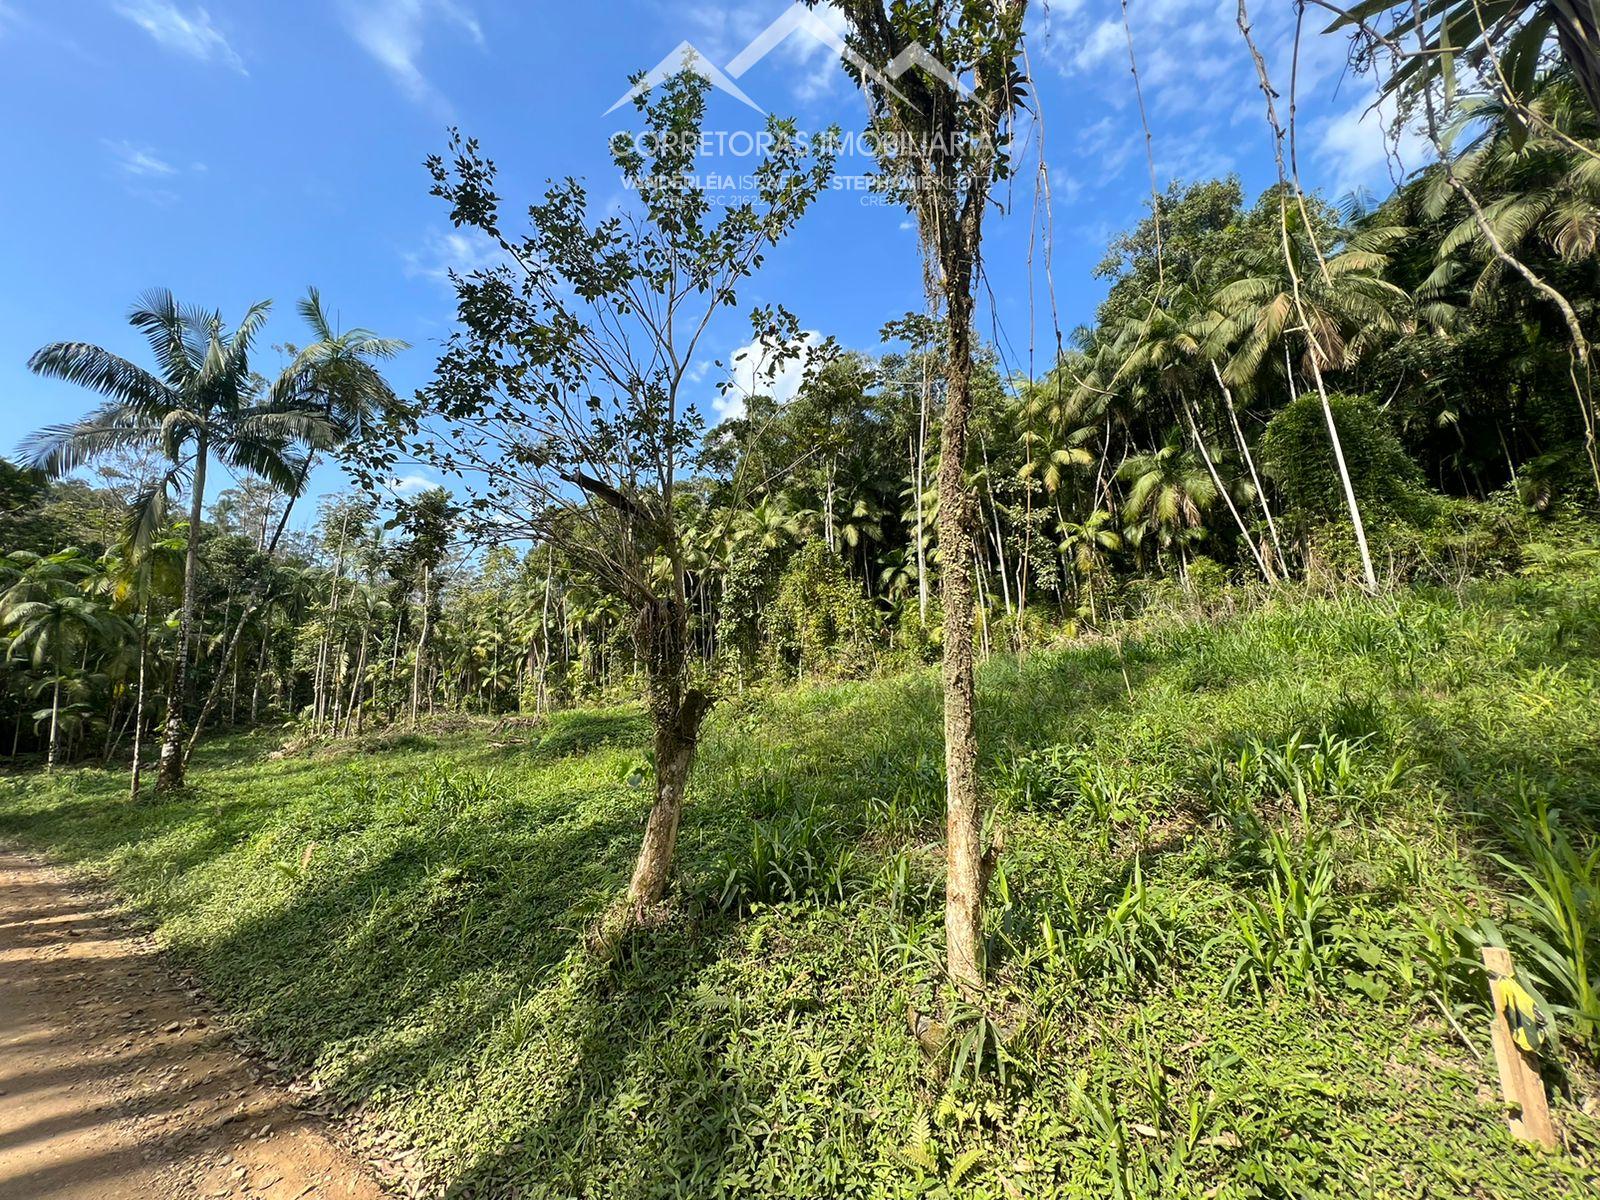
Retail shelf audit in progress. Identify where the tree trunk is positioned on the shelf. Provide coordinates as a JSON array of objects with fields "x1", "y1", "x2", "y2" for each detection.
[
  {"x1": 824, "y1": 459, "x2": 836, "y2": 553},
  {"x1": 1211, "y1": 360, "x2": 1284, "y2": 571},
  {"x1": 156, "y1": 433, "x2": 207, "y2": 791},
  {"x1": 388, "y1": 608, "x2": 404, "y2": 723},
  {"x1": 46, "y1": 667, "x2": 61, "y2": 773},
  {"x1": 1016, "y1": 475, "x2": 1032, "y2": 639},
  {"x1": 1315, "y1": 378, "x2": 1378, "y2": 590},
  {"x1": 102, "y1": 693, "x2": 121, "y2": 762},
  {"x1": 625, "y1": 596, "x2": 712, "y2": 914},
  {"x1": 981, "y1": 440, "x2": 1013, "y2": 618},
  {"x1": 1181, "y1": 394, "x2": 1273, "y2": 584},
  {"x1": 183, "y1": 456, "x2": 313, "y2": 764},
  {"x1": 346, "y1": 605, "x2": 371, "y2": 737},
  {"x1": 228, "y1": 645, "x2": 241, "y2": 727},
  {"x1": 974, "y1": 557, "x2": 993, "y2": 659},
  {"x1": 914, "y1": 433, "x2": 929, "y2": 625},
  {"x1": 938, "y1": 306, "x2": 986, "y2": 992},
  {"x1": 625, "y1": 717, "x2": 699, "y2": 911},
  {"x1": 327, "y1": 638, "x2": 345, "y2": 733},
  {"x1": 410, "y1": 564, "x2": 431, "y2": 730},
  {"x1": 538, "y1": 550, "x2": 553, "y2": 715},
  {"x1": 250, "y1": 630, "x2": 267, "y2": 723},
  {"x1": 315, "y1": 514, "x2": 351, "y2": 733},
  {"x1": 130, "y1": 606, "x2": 148, "y2": 800}
]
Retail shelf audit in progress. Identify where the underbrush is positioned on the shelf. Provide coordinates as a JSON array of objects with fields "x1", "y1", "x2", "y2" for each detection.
[{"x1": 4, "y1": 574, "x2": 1600, "y2": 1197}]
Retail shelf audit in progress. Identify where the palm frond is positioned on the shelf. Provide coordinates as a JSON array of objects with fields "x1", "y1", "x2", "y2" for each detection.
[
  {"x1": 14, "y1": 404, "x2": 165, "y2": 477},
  {"x1": 26, "y1": 343, "x2": 174, "y2": 416},
  {"x1": 128, "y1": 288, "x2": 203, "y2": 386}
]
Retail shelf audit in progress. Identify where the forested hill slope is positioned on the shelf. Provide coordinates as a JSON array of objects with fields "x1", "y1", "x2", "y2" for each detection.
[{"x1": 4, "y1": 571, "x2": 1600, "y2": 1198}]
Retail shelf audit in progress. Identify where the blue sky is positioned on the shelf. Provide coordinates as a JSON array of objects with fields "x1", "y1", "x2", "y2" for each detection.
[{"x1": 0, "y1": 0, "x2": 1427, "y2": 526}]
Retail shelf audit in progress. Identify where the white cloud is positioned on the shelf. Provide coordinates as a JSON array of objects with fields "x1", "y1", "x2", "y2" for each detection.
[
  {"x1": 390, "y1": 473, "x2": 441, "y2": 496},
  {"x1": 1272, "y1": 12, "x2": 1353, "y2": 101},
  {"x1": 104, "y1": 140, "x2": 205, "y2": 206},
  {"x1": 112, "y1": 1, "x2": 245, "y2": 73},
  {"x1": 1079, "y1": 115, "x2": 1116, "y2": 154},
  {"x1": 1076, "y1": 216, "x2": 1121, "y2": 253},
  {"x1": 1311, "y1": 93, "x2": 1431, "y2": 197},
  {"x1": 105, "y1": 140, "x2": 177, "y2": 177},
  {"x1": 1036, "y1": 0, "x2": 1363, "y2": 201},
  {"x1": 337, "y1": 0, "x2": 483, "y2": 115},
  {"x1": 1072, "y1": 18, "x2": 1124, "y2": 74},
  {"x1": 780, "y1": 2, "x2": 852, "y2": 102},
  {"x1": 672, "y1": 2, "x2": 855, "y2": 106},
  {"x1": 1076, "y1": 114, "x2": 1135, "y2": 183},
  {"x1": 680, "y1": 2, "x2": 769, "y2": 63},
  {"x1": 712, "y1": 330, "x2": 822, "y2": 423},
  {"x1": 404, "y1": 227, "x2": 502, "y2": 287}
]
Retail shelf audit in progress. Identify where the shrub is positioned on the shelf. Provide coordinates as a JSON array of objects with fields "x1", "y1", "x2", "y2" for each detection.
[
  {"x1": 1262, "y1": 392, "x2": 1434, "y2": 530},
  {"x1": 766, "y1": 543, "x2": 881, "y2": 680},
  {"x1": 1260, "y1": 394, "x2": 1557, "y2": 584}
]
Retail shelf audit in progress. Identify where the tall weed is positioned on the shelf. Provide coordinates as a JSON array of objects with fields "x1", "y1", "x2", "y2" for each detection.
[
  {"x1": 1496, "y1": 786, "x2": 1600, "y2": 1047},
  {"x1": 714, "y1": 807, "x2": 857, "y2": 912}
]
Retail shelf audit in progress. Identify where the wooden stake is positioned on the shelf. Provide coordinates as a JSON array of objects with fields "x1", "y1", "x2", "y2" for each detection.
[{"x1": 1480, "y1": 946, "x2": 1557, "y2": 1150}]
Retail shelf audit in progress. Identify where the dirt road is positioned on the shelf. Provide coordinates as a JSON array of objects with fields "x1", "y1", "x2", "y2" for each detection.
[{"x1": 0, "y1": 848, "x2": 385, "y2": 1200}]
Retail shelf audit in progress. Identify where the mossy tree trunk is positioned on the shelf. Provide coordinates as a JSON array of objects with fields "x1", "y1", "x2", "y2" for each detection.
[
  {"x1": 626, "y1": 595, "x2": 712, "y2": 913},
  {"x1": 937, "y1": 296, "x2": 985, "y2": 989}
]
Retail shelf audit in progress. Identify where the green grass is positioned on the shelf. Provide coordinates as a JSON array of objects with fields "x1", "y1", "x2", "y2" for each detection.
[{"x1": 5, "y1": 574, "x2": 1600, "y2": 1198}]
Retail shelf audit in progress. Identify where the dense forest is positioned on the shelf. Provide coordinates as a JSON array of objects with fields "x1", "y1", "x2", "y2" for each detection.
[{"x1": 5, "y1": 3, "x2": 1600, "y2": 1196}]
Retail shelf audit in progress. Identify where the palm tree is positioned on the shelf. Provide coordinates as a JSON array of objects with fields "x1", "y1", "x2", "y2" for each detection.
[
  {"x1": 877, "y1": 546, "x2": 919, "y2": 600},
  {"x1": 735, "y1": 498, "x2": 802, "y2": 552},
  {"x1": 268, "y1": 289, "x2": 408, "y2": 501},
  {"x1": 21, "y1": 289, "x2": 313, "y2": 790},
  {"x1": 2, "y1": 583, "x2": 128, "y2": 771},
  {"x1": 1057, "y1": 508, "x2": 1122, "y2": 622},
  {"x1": 1091, "y1": 282, "x2": 1278, "y2": 583},
  {"x1": 1, "y1": 548, "x2": 94, "y2": 610},
  {"x1": 1328, "y1": 2, "x2": 1600, "y2": 122},
  {"x1": 1118, "y1": 438, "x2": 1221, "y2": 578},
  {"x1": 898, "y1": 473, "x2": 940, "y2": 621},
  {"x1": 1018, "y1": 426, "x2": 1095, "y2": 496},
  {"x1": 1410, "y1": 75, "x2": 1600, "y2": 491},
  {"x1": 185, "y1": 290, "x2": 405, "y2": 759},
  {"x1": 1213, "y1": 206, "x2": 1410, "y2": 391},
  {"x1": 1019, "y1": 343, "x2": 1134, "y2": 527},
  {"x1": 816, "y1": 490, "x2": 883, "y2": 588},
  {"x1": 1427, "y1": 80, "x2": 1600, "y2": 276}
]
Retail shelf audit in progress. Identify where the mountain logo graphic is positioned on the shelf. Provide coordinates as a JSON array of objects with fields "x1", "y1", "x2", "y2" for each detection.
[{"x1": 603, "y1": 2, "x2": 965, "y2": 116}]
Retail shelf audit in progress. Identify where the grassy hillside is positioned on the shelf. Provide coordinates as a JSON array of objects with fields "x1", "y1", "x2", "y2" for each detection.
[{"x1": 5, "y1": 574, "x2": 1600, "y2": 1198}]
